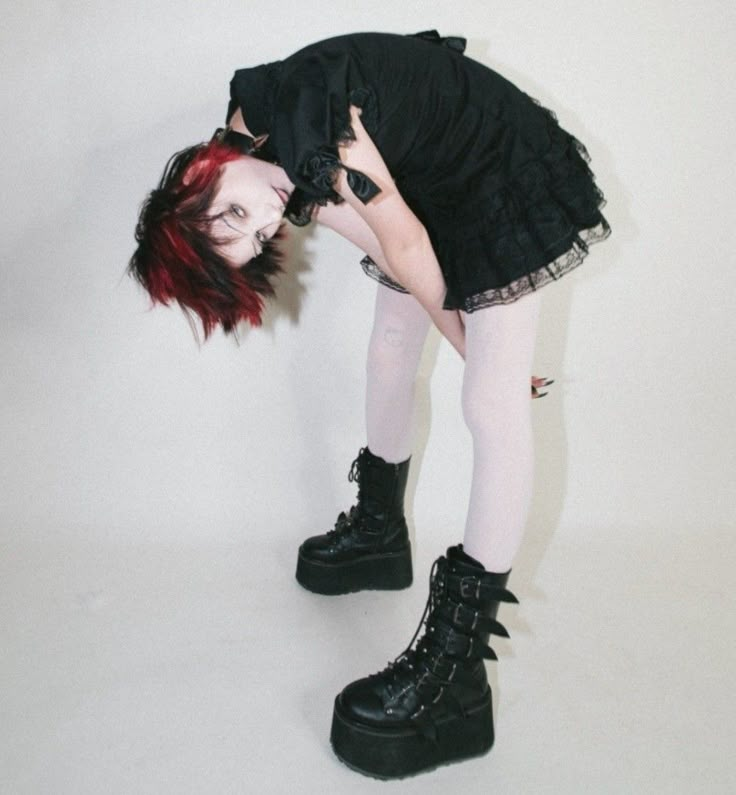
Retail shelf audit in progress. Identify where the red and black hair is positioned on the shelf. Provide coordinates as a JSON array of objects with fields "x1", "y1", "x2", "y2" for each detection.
[{"x1": 127, "y1": 138, "x2": 284, "y2": 341}]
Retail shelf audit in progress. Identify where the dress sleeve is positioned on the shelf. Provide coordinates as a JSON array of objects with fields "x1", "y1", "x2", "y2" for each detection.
[{"x1": 271, "y1": 51, "x2": 381, "y2": 210}]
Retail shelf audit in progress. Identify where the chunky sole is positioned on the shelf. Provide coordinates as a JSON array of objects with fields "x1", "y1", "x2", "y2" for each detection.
[
  {"x1": 330, "y1": 690, "x2": 495, "y2": 779},
  {"x1": 295, "y1": 547, "x2": 412, "y2": 595}
]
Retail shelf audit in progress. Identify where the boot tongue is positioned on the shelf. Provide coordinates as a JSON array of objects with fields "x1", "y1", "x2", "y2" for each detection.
[
  {"x1": 445, "y1": 545, "x2": 514, "y2": 598},
  {"x1": 446, "y1": 544, "x2": 485, "y2": 572}
]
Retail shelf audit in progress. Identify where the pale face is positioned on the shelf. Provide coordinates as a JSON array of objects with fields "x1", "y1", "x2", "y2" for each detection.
[{"x1": 208, "y1": 156, "x2": 294, "y2": 267}]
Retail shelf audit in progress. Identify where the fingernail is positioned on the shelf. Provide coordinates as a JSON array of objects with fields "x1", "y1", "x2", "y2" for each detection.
[
  {"x1": 544, "y1": 379, "x2": 555, "y2": 386},
  {"x1": 538, "y1": 391, "x2": 548, "y2": 398}
]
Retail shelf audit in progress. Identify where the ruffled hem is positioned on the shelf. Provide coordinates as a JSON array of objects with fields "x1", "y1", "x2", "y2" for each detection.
[
  {"x1": 359, "y1": 214, "x2": 611, "y2": 311},
  {"x1": 360, "y1": 255, "x2": 410, "y2": 294},
  {"x1": 427, "y1": 97, "x2": 613, "y2": 310},
  {"x1": 453, "y1": 216, "x2": 610, "y2": 312}
]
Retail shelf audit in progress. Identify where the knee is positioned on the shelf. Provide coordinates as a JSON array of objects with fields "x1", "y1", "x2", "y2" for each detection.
[
  {"x1": 367, "y1": 319, "x2": 422, "y2": 381},
  {"x1": 461, "y1": 378, "x2": 531, "y2": 443}
]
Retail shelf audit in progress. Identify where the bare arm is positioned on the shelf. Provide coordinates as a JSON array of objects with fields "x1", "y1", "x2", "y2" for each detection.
[
  {"x1": 314, "y1": 202, "x2": 553, "y2": 398},
  {"x1": 313, "y1": 200, "x2": 408, "y2": 289},
  {"x1": 330, "y1": 106, "x2": 466, "y2": 359}
]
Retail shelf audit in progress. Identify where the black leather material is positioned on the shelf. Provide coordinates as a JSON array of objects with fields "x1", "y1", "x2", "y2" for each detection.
[
  {"x1": 335, "y1": 545, "x2": 517, "y2": 737},
  {"x1": 299, "y1": 447, "x2": 411, "y2": 565}
]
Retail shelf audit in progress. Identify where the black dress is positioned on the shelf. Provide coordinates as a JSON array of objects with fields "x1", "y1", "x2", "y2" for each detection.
[{"x1": 225, "y1": 30, "x2": 611, "y2": 312}]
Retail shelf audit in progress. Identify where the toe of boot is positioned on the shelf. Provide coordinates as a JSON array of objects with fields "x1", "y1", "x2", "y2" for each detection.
[
  {"x1": 338, "y1": 677, "x2": 390, "y2": 725},
  {"x1": 298, "y1": 533, "x2": 333, "y2": 562}
]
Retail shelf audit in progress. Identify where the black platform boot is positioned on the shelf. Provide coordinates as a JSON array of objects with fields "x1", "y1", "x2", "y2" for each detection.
[
  {"x1": 295, "y1": 446, "x2": 413, "y2": 595},
  {"x1": 330, "y1": 544, "x2": 518, "y2": 779}
]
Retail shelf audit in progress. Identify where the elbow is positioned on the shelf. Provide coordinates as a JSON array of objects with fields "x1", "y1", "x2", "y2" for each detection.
[
  {"x1": 382, "y1": 226, "x2": 436, "y2": 294},
  {"x1": 388, "y1": 224, "x2": 431, "y2": 259}
]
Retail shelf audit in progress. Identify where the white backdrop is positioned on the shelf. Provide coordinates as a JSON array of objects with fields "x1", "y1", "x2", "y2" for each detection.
[
  {"x1": 2, "y1": 0, "x2": 733, "y2": 548},
  {"x1": 2, "y1": 2, "x2": 736, "y2": 792}
]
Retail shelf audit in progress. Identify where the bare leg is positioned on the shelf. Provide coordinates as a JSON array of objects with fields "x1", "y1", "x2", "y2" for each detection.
[
  {"x1": 460, "y1": 290, "x2": 542, "y2": 572},
  {"x1": 366, "y1": 284, "x2": 432, "y2": 463}
]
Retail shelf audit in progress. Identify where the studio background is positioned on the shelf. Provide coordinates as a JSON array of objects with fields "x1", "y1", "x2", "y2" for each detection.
[{"x1": 2, "y1": 1, "x2": 734, "y2": 793}]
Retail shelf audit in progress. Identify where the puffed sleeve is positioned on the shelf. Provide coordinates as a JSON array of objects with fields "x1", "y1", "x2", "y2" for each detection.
[{"x1": 271, "y1": 50, "x2": 381, "y2": 209}]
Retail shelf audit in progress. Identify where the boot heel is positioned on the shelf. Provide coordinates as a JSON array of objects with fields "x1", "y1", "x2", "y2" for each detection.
[
  {"x1": 331, "y1": 691, "x2": 494, "y2": 779},
  {"x1": 296, "y1": 546, "x2": 412, "y2": 595},
  {"x1": 370, "y1": 546, "x2": 413, "y2": 590}
]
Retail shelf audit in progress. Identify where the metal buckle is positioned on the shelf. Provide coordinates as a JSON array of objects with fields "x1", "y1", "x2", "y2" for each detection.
[
  {"x1": 459, "y1": 576, "x2": 482, "y2": 601},
  {"x1": 453, "y1": 601, "x2": 480, "y2": 631}
]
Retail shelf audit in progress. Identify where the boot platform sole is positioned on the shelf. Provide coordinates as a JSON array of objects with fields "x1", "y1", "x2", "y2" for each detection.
[
  {"x1": 295, "y1": 547, "x2": 412, "y2": 595},
  {"x1": 330, "y1": 690, "x2": 494, "y2": 779}
]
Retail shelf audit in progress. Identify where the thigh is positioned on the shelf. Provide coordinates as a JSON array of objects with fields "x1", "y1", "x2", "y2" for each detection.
[
  {"x1": 370, "y1": 283, "x2": 432, "y2": 352},
  {"x1": 462, "y1": 290, "x2": 542, "y2": 388}
]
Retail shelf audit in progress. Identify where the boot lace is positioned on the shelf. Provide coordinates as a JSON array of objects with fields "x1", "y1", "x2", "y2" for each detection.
[
  {"x1": 372, "y1": 558, "x2": 457, "y2": 701},
  {"x1": 325, "y1": 447, "x2": 383, "y2": 541},
  {"x1": 347, "y1": 448, "x2": 365, "y2": 491},
  {"x1": 372, "y1": 555, "x2": 517, "y2": 735}
]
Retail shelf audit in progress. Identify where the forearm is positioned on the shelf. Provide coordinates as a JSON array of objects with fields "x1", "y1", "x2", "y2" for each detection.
[
  {"x1": 384, "y1": 231, "x2": 466, "y2": 360},
  {"x1": 314, "y1": 200, "x2": 465, "y2": 358},
  {"x1": 431, "y1": 305, "x2": 466, "y2": 360},
  {"x1": 330, "y1": 108, "x2": 464, "y2": 357}
]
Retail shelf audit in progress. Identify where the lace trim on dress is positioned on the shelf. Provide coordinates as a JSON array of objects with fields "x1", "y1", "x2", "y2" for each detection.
[
  {"x1": 283, "y1": 192, "x2": 318, "y2": 227},
  {"x1": 360, "y1": 255, "x2": 410, "y2": 293},
  {"x1": 458, "y1": 217, "x2": 610, "y2": 311},
  {"x1": 359, "y1": 216, "x2": 611, "y2": 311},
  {"x1": 335, "y1": 87, "x2": 379, "y2": 144}
]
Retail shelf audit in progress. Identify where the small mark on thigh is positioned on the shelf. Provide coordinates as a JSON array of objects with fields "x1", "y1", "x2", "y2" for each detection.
[{"x1": 384, "y1": 326, "x2": 405, "y2": 348}]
